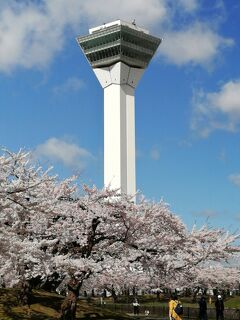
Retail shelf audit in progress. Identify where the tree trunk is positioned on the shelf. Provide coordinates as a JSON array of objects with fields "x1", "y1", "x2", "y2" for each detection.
[
  {"x1": 111, "y1": 286, "x2": 117, "y2": 303},
  {"x1": 59, "y1": 278, "x2": 80, "y2": 320},
  {"x1": 18, "y1": 280, "x2": 32, "y2": 307}
]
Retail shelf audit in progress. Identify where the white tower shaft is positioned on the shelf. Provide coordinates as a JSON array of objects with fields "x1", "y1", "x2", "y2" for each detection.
[
  {"x1": 104, "y1": 84, "x2": 135, "y2": 195},
  {"x1": 93, "y1": 62, "x2": 144, "y2": 196}
]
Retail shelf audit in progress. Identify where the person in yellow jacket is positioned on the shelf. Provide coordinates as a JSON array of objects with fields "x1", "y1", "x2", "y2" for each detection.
[{"x1": 169, "y1": 294, "x2": 183, "y2": 320}]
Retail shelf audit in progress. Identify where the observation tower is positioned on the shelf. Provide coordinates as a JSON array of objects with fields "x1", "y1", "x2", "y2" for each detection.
[{"x1": 77, "y1": 20, "x2": 161, "y2": 197}]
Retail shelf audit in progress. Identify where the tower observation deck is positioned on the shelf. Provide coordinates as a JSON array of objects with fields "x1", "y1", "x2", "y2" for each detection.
[
  {"x1": 77, "y1": 20, "x2": 161, "y2": 198},
  {"x1": 77, "y1": 20, "x2": 160, "y2": 69}
]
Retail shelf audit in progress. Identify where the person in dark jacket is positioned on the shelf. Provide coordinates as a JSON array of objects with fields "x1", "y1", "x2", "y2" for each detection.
[
  {"x1": 133, "y1": 298, "x2": 140, "y2": 315},
  {"x1": 215, "y1": 295, "x2": 224, "y2": 320},
  {"x1": 198, "y1": 296, "x2": 208, "y2": 320}
]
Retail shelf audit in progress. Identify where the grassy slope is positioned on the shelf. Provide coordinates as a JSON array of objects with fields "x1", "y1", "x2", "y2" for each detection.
[{"x1": 0, "y1": 289, "x2": 131, "y2": 320}]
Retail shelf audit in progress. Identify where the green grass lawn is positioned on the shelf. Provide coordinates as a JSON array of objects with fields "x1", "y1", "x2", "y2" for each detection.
[
  {"x1": 99, "y1": 295, "x2": 240, "y2": 320},
  {"x1": 102, "y1": 294, "x2": 240, "y2": 309},
  {"x1": 0, "y1": 289, "x2": 132, "y2": 320},
  {"x1": 0, "y1": 289, "x2": 240, "y2": 320}
]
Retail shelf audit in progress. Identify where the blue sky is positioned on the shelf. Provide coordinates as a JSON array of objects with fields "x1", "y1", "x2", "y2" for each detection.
[{"x1": 0, "y1": 0, "x2": 240, "y2": 230}]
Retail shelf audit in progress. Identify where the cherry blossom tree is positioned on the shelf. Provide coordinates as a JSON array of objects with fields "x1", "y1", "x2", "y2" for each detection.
[
  {"x1": 0, "y1": 149, "x2": 145, "y2": 316},
  {"x1": 0, "y1": 149, "x2": 75, "y2": 287},
  {"x1": 193, "y1": 264, "x2": 240, "y2": 290},
  {"x1": 0, "y1": 149, "x2": 239, "y2": 318}
]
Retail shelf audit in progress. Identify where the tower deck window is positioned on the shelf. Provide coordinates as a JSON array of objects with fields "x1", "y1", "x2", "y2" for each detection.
[{"x1": 77, "y1": 24, "x2": 161, "y2": 69}]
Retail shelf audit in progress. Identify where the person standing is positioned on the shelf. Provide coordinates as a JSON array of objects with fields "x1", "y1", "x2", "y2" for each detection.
[
  {"x1": 199, "y1": 296, "x2": 208, "y2": 320},
  {"x1": 215, "y1": 295, "x2": 224, "y2": 320},
  {"x1": 209, "y1": 296, "x2": 212, "y2": 305},
  {"x1": 133, "y1": 298, "x2": 140, "y2": 315},
  {"x1": 169, "y1": 294, "x2": 183, "y2": 320}
]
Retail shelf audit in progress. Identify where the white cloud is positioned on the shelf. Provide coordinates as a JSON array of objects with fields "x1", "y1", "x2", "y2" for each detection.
[
  {"x1": 177, "y1": 0, "x2": 199, "y2": 12},
  {"x1": 191, "y1": 80, "x2": 240, "y2": 137},
  {"x1": 53, "y1": 77, "x2": 84, "y2": 94},
  {"x1": 80, "y1": 0, "x2": 168, "y2": 28},
  {"x1": 208, "y1": 81, "x2": 240, "y2": 114},
  {"x1": 229, "y1": 173, "x2": 240, "y2": 187},
  {"x1": 159, "y1": 23, "x2": 234, "y2": 67},
  {"x1": 0, "y1": 0, "x2": 234, "y2": 72},
  {"x1": 0, "y1": 1, "x2": 76, "y2": 72},
  {"x1": 0, "y1": 0, "x2": 167, "y2": 72},
  {"x1": 150, "y1": 147, "x2": 160, "y2": 160},
  {"x1": 35, "y1": 137, "x2": 92, "y2": 170}
]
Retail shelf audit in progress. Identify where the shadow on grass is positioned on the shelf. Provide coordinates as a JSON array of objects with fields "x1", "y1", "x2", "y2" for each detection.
[
  {"x1": 0, "y1": 289, "x2": 61, "y2": 319},
  {"x1": 0, "y1": 289, "x2": 133, "y2": 319},
  {"x1": 31, "y1": 290, "x2": 63, "y2": 311}
]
